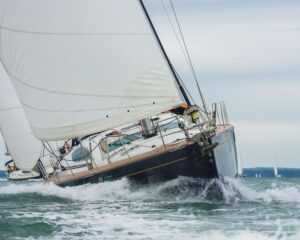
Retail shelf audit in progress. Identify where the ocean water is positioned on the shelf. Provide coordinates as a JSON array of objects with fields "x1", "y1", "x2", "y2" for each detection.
[{"x1": 0, "y1": 177, "x2": 300, "y2": 240}]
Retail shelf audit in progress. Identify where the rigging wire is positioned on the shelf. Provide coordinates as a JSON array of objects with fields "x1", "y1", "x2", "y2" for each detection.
[
  {"x1": 174, "y1": 70, "x2": 196, "y2": 105},
  {"x1": 160, "y1": 0, "x2": 190, "y2": 67},
  {"x1": 160, "y1": 0, "x2": 196, "y2": 106},
  {"x1": 168, "y1": 0, "x2": 210, "y2": 117}
]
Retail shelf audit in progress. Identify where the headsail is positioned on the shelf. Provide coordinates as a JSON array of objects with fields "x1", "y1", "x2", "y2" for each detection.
[
  {"x1": 0, "y1": 62, "x2": 42, "y2": 171},
  {"x1": 0, "y1": 0, "x2": 183, "y2": 140}
]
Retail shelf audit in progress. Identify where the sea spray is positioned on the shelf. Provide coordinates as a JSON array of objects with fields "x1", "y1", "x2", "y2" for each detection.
[
  {"x1": 0, "y1": 177, "x2": 300, "y2": 239},
  {"x1": 1, "y1": 177, "x2": 300, "y2": 203}
]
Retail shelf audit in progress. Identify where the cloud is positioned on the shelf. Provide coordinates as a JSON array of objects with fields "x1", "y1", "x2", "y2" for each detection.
[
  {"x1": 147, "y1": 0, "x2": 300, "y2": 167},
  {"x1": 148, "y1": 0, "x2": 300, "y2": 73},
  {"x1": 235, "y1": 122, "x2": 300, "y2": 168}
]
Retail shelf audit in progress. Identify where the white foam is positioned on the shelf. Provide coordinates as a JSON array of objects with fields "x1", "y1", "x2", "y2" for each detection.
[
  {"x1": 260, "y1": 186, "x2": 300, "y2": 203},
  {"x1": 27, "y1": 232, "x2": 300, "y2": 240},
  {"x1": 175, "y1": 231, "x2": 300, "y2": 240},
  {"x1": 1, "y1": 177, "x2": 300, "y2": 204},
  {"x1": 205, "y1": 177, "x2": 300, "y2": 204},
  {"x1": 1, "y1": 178, "x2": 300, "y2": 240},
  {"x1": 0, "y1": 178, "x2": 131, "y2": 201}
]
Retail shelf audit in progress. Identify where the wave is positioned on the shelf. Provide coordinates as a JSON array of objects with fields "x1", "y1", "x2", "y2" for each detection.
[
  {"x1": 0, "y1": 179, "x2": 131, "y2": 202},
  {"x1": 1, "y1": 178, "x2": 300, "y2": 240},
  {"x1": 0, "y1": 177, "x2": 300, "y2": 204},
  {"x1": 174, "y1": 231, "x2": 300, "y2": 240},
  {"x1": 46, "y1": 230, "x2": 300, "y2": 240}
]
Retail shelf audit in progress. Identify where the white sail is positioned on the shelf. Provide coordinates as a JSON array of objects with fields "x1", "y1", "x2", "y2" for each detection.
[
  {"x1": 0, "y1": 0, "x2": 183, "y2": 141},
  {"x1": 4, "y1": 142, "x2": 10, "y2": 155},
  {"x1": 0, "y1": 62, "x2": 42, "y2": 171},
  {"x1": 274, "y1": 166, "x2": 278, "y2": 176}
]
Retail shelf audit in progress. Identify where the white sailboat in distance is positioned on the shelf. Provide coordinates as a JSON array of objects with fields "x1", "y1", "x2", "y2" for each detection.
[
  {"x1": 0, "y1": 62, "x2": 42, "y2": 180},
  {"x1": 273, "y1": 154, "x2": 282, "y2": 178}
]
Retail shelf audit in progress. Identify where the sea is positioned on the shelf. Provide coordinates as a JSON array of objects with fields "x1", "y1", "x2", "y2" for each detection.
[{"x1": 0, "y1": 176, "x2": 300, "y2": 240}]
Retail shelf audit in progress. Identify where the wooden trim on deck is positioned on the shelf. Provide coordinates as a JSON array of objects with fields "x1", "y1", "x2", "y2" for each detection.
[{"x1": 47, "y1": 140, "x2": 192, "y2": 185}]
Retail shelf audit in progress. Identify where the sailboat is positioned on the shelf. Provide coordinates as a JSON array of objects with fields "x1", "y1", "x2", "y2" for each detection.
[
  {"x1": 0, "y1": 0, "x2": 238, "y2": 187},
  {"x1": 273, "y1": 155, "x2": 281, "y2": 178},
  {"x1": 0, "y1": 61, "x2": 53, "y2": 180},
  {"x1": 274, "y1": 166, "x2": 281, "y2": 178}
]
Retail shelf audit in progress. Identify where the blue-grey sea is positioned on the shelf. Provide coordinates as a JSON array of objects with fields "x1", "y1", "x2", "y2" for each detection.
[{"x1": 0, "y1": 176, "x2": 299, "y2": 240}]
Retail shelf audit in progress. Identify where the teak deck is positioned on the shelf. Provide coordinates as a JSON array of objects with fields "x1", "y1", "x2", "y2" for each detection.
[
  {"x1": 47, "y1": 125, "x2": 233, "y2": 186},
  {"x1": 47, "y1": 139, "x2": 191, "y2": 185}
]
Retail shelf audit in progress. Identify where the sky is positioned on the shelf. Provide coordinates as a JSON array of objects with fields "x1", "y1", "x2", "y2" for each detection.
[
  {"x1": 1, "y1": 0, "x2": 300, "y2": 169},
  {"x1": 145, "y1": 0, "x2": 300, "y2": 168}
]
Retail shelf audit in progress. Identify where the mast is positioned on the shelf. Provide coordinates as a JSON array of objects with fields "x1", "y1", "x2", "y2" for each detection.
[{"x1": 139, "y1": 0, "x2": 191, "y2": 106}]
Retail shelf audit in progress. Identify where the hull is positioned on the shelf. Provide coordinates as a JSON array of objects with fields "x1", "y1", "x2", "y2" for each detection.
[
  {"x1": 7, "y1": 170, "x2": 41, "y2": 181},
  {"x1": 55, "y1": 126, "x2": 238, "y2": 187},
  {"x1": 8, "y1": 176, "x2": 40, "y2": 181},
  {"x1": 211, "y1": 126, "x2": 238, "y2": 178},
  {"x1": 128, "y1": 125, "x2": 238, "y2": 183}
]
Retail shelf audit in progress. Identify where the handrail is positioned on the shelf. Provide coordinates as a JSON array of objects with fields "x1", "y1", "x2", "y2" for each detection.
[
  {"x1": 45, "y1": 102, "x2": 231, "y2": 179},
  {"x1": 211, "y1": 101, "x2": 230, "y2": 126}
]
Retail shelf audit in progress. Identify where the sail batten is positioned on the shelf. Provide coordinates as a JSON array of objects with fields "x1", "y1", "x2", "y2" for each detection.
[
  {"x1": 0, "y1": 0, "x2": 183, "y2": 140},
  {"x1": 0, "y1": 25, "x2": 151, "y2": 36},
  {"x1": 0, "y1": 106, "x2": 21, "y2": 112}
]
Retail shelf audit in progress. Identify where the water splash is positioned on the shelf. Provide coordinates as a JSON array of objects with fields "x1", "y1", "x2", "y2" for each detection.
[
  {"x1": 1, "y1": 177, "x2": 300, "y2": 239},
  {"x1": 0, "y1": 177, "x2": 300, "y2": 204},
  {"x1": 182, "y1": 231, "x2": 300, "y2": 240},
  {"x1": 45, "y1": 230, "x2": 300, "y2": 240}
]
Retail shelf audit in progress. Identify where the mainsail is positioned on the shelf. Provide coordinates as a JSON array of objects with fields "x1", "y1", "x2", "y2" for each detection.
[
  {"x1": 0, "y1": 62, "x2": 42, "y2": 171},
  {"x1": 0, "y1": 0, "x2": 183, "y2": 141}
]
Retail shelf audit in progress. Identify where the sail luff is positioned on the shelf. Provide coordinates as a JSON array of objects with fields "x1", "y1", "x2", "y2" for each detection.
[{"x1": 0, "y1": 0, "x2": 183, "y2": 141}]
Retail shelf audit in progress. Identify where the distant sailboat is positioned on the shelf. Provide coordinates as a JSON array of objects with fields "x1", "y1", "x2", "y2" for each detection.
[
  {"x1": 255, "y1": 173, "x2": 262, "y2": 178},
  {"x1": 0, "y1": 62, "x2": 53, "y2": 180},
  {"x1": 0, "y1": 0, "x2": 239, "y2": 187},
  {"x1": 274, "y1": 166, "x2": 282, "y2": 178},
  {"x1": 273, "y1": 155, "x2": 282, "y2": 178}
]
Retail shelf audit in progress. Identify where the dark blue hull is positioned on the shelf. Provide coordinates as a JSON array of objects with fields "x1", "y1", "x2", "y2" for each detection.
[{"x1": 57, "y1": 126, "x2": 238, "y2": 187}]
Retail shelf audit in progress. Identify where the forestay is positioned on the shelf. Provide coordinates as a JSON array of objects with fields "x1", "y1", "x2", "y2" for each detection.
[
  {"x1": 0, "y1": 63, "x2": 42, "y2": 171},
  {"x1": 0, "y1": 0, "x2": 183, "y2": 140}
]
